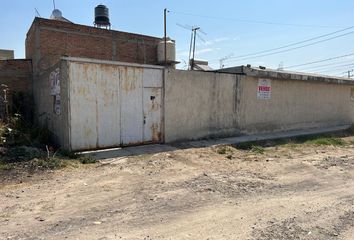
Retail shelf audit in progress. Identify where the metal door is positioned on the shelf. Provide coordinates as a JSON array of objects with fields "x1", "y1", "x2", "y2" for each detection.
[
  {"x1": 119, "y1": 66, "x2": 144, "y2": 145},
  {"x1": 143, "y1": 87, "x2": 162, "y2": 143},
  {"x1": 69, "y1": 63, "x2": 121, "y2": 150}
]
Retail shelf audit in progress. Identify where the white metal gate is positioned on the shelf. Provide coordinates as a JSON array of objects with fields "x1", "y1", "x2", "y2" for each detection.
[{"x1": 68, "y1": 60, "x2": 163, "y2": 151}]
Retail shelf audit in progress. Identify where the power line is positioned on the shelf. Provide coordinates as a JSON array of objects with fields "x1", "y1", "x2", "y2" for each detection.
[
  {"x1": 221, "y1": 29, "x2": 354, "y2": 63},
  {"x1": 218, "y1": 26, "x2": 354, "y2": 61},
  {"x1": 312, "y1": 65, "x2": 354, "y2": 74},
  {"x1": 298, "y1": 60, "x2": 354, "y2": 71},
  {"x1": 286, "y1": 52, "x2": 354, "y2": 69},
  {"x1": 169, "y1": 10, "x2": 342, "y2": 28},
  {"x1": 306, "y1": 63, "x2": 354, "y2": 72}
]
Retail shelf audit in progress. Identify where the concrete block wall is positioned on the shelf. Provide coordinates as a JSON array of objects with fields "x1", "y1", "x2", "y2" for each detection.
[{"x1": 26, "y1": 18, "x2": 161, "y2": 74}]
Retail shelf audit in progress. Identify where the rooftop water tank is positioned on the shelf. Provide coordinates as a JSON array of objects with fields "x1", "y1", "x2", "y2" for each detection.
[
  {"x1": 50, "y1": 9, "x2": 72, "y2": 23},
  {"x1": 50, "y1": 9, "x2": 63, "y2": 20},
  {"x1": 157, "y1": 37, "x2": 176, "y2": 65},
  {"x1": 94, "y1": 5, "x2": 111, "y2": 29}
]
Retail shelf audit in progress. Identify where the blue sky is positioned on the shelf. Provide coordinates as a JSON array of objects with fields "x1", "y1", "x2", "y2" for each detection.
[{"x1": 1, "y1": 0, "x2": 354, "y2": 76}]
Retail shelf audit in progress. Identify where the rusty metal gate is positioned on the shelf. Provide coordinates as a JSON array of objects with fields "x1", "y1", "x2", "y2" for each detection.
[{"x1": 68, "y1": 59, "x2": 163, "y2": 151}]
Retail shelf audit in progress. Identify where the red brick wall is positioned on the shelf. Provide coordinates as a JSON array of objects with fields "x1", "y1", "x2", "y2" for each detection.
[
  {"x1": 0, "y1": 59, "x2": 32, "y2": 93},
  {"x1": 0, "y1": 59, "x2": 33, "y2": 117},
  {"x1": 26, "y1": 18, "x2": 161, "y2": 73}
]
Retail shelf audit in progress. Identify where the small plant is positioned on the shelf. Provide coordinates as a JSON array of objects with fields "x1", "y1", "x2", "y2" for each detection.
[
  {"x1": 250, "y1": 145, "x2": 265, "y2": 154},
  {"x1": 217, "y1": 146, "x2": 228, "y2": 154},
  {"x1": 30, "y1": 157, "x2": 66, "y2": 170},
  {"x1": 305, "y1": 137, "x2": 346, "y2": 146},
  {"x1": 234, "y1": 142, "x2": 254, "y2": 150},
  {"x1": 78, "y1": 156, "x2": 97, "y2": 164},
  {"x1": 0, "y1": 160, "x2": 13, "y2": 170}
]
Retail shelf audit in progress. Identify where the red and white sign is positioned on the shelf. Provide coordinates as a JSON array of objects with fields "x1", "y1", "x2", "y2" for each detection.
[{"x1": 257, "y1": 79, "x2": 271, "y2": 99}]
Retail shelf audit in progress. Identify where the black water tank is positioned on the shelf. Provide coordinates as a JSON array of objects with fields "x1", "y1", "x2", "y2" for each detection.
[{"x1": 94, "y1": 5, "x2": 110, "y2": 27}]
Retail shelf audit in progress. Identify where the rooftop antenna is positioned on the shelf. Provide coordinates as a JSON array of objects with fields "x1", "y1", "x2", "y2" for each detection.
[
  {"x1": 341, "y1": 69, "x2": 354, "y2": 78},
  {"x1": 277, "y1": 61, "x2": 284, "y2": 71},
  {"x1": 176, "y1": 23, "x2": 207, "y2": 70},
  {"x1": 219, "y1": 53, "x2": 233, "y2": 69},
  {"x1": 35, "y1": 8, "x2": 41, "y2": 17},
  {"x1": 53, "y1": 0, "x2": 56, "y2": 10}
]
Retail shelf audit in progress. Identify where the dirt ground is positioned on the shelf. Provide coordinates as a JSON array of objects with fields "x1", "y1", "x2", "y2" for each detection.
[{"x1": 1, "y1": 136, "x2": 354, "y2": 240}]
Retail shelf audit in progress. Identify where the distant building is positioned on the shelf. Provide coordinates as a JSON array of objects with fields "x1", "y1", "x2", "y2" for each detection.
[{"x1": 0, "y1": 49, "x2": 14, "y2": 60}]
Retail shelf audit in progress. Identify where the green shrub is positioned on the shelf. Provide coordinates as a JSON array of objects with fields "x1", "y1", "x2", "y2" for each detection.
[
  {"x1": 30, "y1": 157, "x2": 66, "y2": 170},
  {"x1": 2, "y1": 146, "x2": 46, "y2": 163},
  {"x1": 216, "y1": 146, "x2": 228, "y2": 154},
  {"x1": 250, "y1": 145, "x2": 265, "y2": 154},
  {"x1": 305, "y1": 137, "x2": 346, "y2": 146},
  {"x1": 78, "y1": 156, "x2": 97, "y2": 164}
]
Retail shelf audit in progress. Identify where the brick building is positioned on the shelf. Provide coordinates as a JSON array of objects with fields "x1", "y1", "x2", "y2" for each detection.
[
  {"x1": 26, "y1": 17, "x2": 162, "y2": 74},
  {"x1": 0, "y1": 16, "x2": 163, "y2": 118}
]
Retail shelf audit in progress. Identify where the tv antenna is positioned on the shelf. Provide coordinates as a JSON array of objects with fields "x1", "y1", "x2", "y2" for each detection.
[
  {"x1": 341, "y1": 69, "x2": 354, "y2": 78},
  {"x1": 176, "y1": 23, "x2": 207, "y2": 70},
  {"x1": 277, "y1": 61, "x2": 284, "y2": 71},
  {"x1": 35, "y1": 8, "x2": 41, "y2": 17},
  {"x1": 219, "y1": 53, "x2": 234, "y2": 69}
]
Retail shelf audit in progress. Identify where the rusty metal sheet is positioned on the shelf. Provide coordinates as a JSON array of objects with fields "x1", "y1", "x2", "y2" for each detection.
[
  {"x1": 96, "y1": 65, "x2": 120, "y2": 148},
  {"x1": 69, "y1": 63, "x2": 99, "y2": 150},
  {"x1": 143, "y1": 87, "x2": 162, "y2": 142},
  {"x1": 69, "y1": 63, "x2": 121, "y2": 150},
  {"x1": 143, "y1": 68, "x2": 163, "y2": 88},
  {"x1": 68, "y1": 60, "x2": 163, "y2": 151},
  {"x1": 119, "y1": 66, "x2": 144, "y2": 145}
]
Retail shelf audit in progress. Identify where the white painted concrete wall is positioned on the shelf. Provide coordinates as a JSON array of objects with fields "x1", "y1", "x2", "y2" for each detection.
[
  {"x1": 165, "y1": 69, "x2": 354, "y2": 142},
  {"x1": 238, "y1": 76, "x2": 354, "y2": 134},
  {"x1": 164, "y1": 69, "x2": 241, "y2": 142}
]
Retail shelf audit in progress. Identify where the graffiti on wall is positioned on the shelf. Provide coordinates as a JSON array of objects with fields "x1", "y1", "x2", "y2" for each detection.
[{"x1": 49, "y1": 68, "x2": 61, "y2": 115}]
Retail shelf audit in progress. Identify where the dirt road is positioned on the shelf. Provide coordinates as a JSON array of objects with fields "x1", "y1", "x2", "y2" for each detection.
[{"x1": 1, "y1": 137, "x2": 354, "y2": 239}]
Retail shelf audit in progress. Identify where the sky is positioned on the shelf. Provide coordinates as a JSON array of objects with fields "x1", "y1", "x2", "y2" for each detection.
[{"x1": 1, "y1": 0, "x2": 354, "y2": 77}]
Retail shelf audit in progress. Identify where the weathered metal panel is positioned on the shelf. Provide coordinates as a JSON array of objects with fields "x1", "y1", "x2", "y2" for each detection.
[
  {"x1": 69, "y1": 63, "x2": 99, "y2": 150},
  {"x1": 143, "y1": 87, "x2": 162, "y2": 142},
  {"x1": 96, "y1": 66, "x2": 121, "y2": 148},
  {"x1": 119, "y1": 66, "x2": 144, "y2": 145},
  {"x1": 143, "y1": 68, "x2": 163, "y2": 88},
  {"x1": 69, "y1": 62, "x2": 121, "y2": 150},
  {"x1": 67, "y1": 59, "x2": 163, "y2": 150}
]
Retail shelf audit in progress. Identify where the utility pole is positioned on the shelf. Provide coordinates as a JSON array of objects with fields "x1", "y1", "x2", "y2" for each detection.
[
  {"x1": 164, "y1": 8, "x2": 167, "y2": 66},
  {"x1": 176, "y1": 23, "x2": 206, "y2": 70},
  {"x1": 188, "y1": 31, "x2": 193, "y2": 70},
  {"x1": 342, "y1": 69, "x2": 354, "y2": 78},
  {"x1": 190, "y1": 27, "x2": 200, "y2": 70}
]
